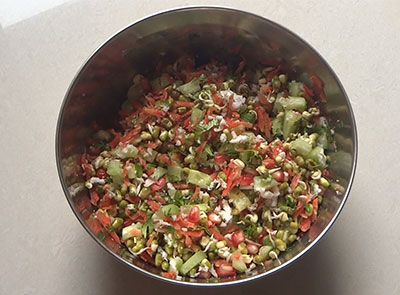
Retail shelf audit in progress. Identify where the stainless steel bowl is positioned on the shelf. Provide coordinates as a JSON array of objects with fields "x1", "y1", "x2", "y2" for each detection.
[{"x1": 56, "y1": 6, "x2": 357, "y2": 286}]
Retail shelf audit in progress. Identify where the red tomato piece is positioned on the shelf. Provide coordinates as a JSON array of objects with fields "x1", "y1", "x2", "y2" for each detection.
[
  {"x1": 200, "y1": 167, "x2": 214, "y2": 174},
  {"x1": 150, "y1": 177, "x2": 166, "y2": 191},
  {"x1": 262, "y1": 158, "x2": 275, "y2": 169},
  {"x1": 240, "y1": 174, "x2": 254, "y2": 186},
  {"x1": 300, "y1": 217, "x2": 312, "y2": 232},
  {"x1": 96, "y1": 168, "x2": 108, "y2": 179},
  {"x1": 272, "y1": 170, "x2": 284, "y2": 182},
  {"x1": 208, "y1": 212, "x2": 221, "y2": 224},
  {"x1": 246, "y1": 243, "x2": 259, "y2": 255},
  {"x1": 188, "y1": 206, "x2": 200, "y2": 223},
  {"x1": 231, "y1": 230, "x2": 245, "y2": 247},
  {"x1": 198, "y1": 271, "x2": 211, "y2": 279},
  {"x1": 216, "y1": 264, "x2": 236, "y2": 277},
  {"x1": 147, "y1": 200, "x2": 161, "y2": 212},
  {"x1": 161, "y1": 271, "x2": 177, "y2": 279}
]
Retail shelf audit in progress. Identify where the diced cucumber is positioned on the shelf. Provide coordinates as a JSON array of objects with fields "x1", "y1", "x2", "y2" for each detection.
[
  {"x1": 288, "y1": 81, "x2": 303, "y2": 97},
  {"x1": 177, "y1": 75, "x2": 207, "y2": 96},
  {"x1": 151, "y1": 167, "x2": 167, "y2": 180},
  {"x1": 306, "y1": 146, "x2": 327, "y2": 169},
  {"x1": 111, "y1": 144, "x2": 138, "y2": 159},
  {"x1": 160, "y1": 204, "x2": 180, "y2": 217},
  {"x1": 187, "y1": 169, "x2": 212, "y2": 189},
  {"x1": 272, "y1": 118, "x2": 283, "y2": 136},
  {"x1": 191, "y1": 107, "x2": 204, "y2": 124},
  {"x1": 126, "y1": 163, "x2": 137, "y2": 179},
  {"x1": 121, "y1": 223, "x2": 142, "y2": 240},
  {"x1": 290, "y1": 138, "x2": 312, "y2": 157},
  {"x1": 169, "y1": 257, "x2": 183, "y2": 272},
  {"x1": 232, "y1": 254, "x2": 247, "y2": 273},
  {"x1": 259, "y1": 245, "x2": 273, "y2": 260},
  {"x1": 228, "y1": 189, "x2": 251, "y2": 212},
  {"x1": 195, "y1": 203, "x2": 209, "y2": 212},
  {"x1": 143, "y1": 150, "x2": 158, "y2": 163},
  {"x1": 106, "y1": 160, "x2": 124, "y2": 185},
  {"x1": 167, "y1": 166, "x2": 184, "y2": 182},
  {"x1": 282, "y1": 110, "x2": 302, "y2": 139},
  {"x1": 180, "y1": 251, "x2": 206, "y2": 275},
  {"x1": 274, "y1": 96, "x2": 307, "y2": 113},
  {"x1": 253, "y1": 176, "x2": 278, "y2": 191}
]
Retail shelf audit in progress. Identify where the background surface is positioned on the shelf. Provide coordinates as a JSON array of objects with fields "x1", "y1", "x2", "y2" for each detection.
[{"x1": 1, "y1": 1, "x2": 399, "y2": 294}]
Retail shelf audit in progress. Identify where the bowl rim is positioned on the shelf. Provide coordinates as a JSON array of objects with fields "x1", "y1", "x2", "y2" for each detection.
[{"x1": 55, "y1": 5, "x2": 358, "y2": 287}]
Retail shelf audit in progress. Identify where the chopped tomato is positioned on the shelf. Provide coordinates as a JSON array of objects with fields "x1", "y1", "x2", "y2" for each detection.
[
  {"x1": 146, "y1": 142, "x2": 158, "y2": 149},
  {"x1": 162, "y1": 271, "x2": 177, "y2": 279},
  {"x1": 299, "y1": 217, "x2": 312, "y2": 232},
  {"x1": 153, "y1": 195, "x2": 166, "y2": 204},
  {"x1": 216, "y1": 264, "x2": 236, "y2": 277},
  {"x1": 291, "y1": 173, "x2": 301, "y2": 190},
  {"x1": 188, "y1": 206, "x2": 200, "y2": 223},
  {"x1": 214, "y1": 154, "x2": 227, "y2": 165},
  {"x1": 200, "y1": 167, "x2": 214, "y2": 174},
  {"x1": 74, "y1": 195, "x2": 92, "y2": 217},
  {"x1": 262, "y1": 158, "x2": 275, "y2": 169},
  {"x1": 109, "y1": 231, "x2": 121, "y2": 244},
  {"x1": 157, "y1": 154, "x2": 170, "y2": 165},
  {"x1": 183, "y1": 230, "x2": 204, "y2": 238},
  {"x1": 272, "y1": 170, "x2": 285, "y2": 182},
  {"x1": 147, "y1": 200, "x2": 161, "y2": 212},
  {"x1": 150, "y1": 177, "x2": 166, "y2": 192},
  {"x1": 89, "y1": 190, "x2": 99, "y2": 206},
  {"x1": 212, "y1": 91, "x2": 224, "y2": 105},
  {"x1": 208, "y1": 212, "x2": 222, "y2": 224},
  {"x1": 96, "y1": 210, "x2": 111, "y2": 226},
  {"x1": 184, "y1": 235, "x2": 192, "y2": 246},
  {"x1": 198, "y1": 271, "x2": 211, "y2": 279},
  {"x1": 240, "y1": 174, "x2": 254, "y2": 186},
  {"x1": 96, "y1": 168, "x2": 108, "y2": 179},
  {"x1": 224, "y1": 224, "x2": 239, "y2": 234},
  {"x1": 98, "y1": 195, "x2": 115, "y2": 208},
  {"x1": 231, "y1": 230, "x2": 245, "y2": 247},
  {"x1": 147, "y1": 167, "x2": 155, "y2": 176},
  {"x1": 246, "y1": 243, "x2": 259, "y2": 255},
  {"x1": 209, "y1": 227, "x2": 226, "y2": 241},
  {"x1": 86, "y1": 216, "x2": 102, "y2": 235}
]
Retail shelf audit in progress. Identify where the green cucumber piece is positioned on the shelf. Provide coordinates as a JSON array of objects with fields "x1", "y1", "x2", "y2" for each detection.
[
  {"x1": 187, "y1": 169, "x2": 212, "y2": 189},
  {"x1": 228, "y1": 189, "x2": 251, "y2": 212},
  {"x1": 180, "y1": 251, "x2": 206, "y2": 275},
  {"x1": 253, "y1": 176, "x2": 278, "y2": 191},
  {"x1": 290, "y1": 138, "x2": 313, "y2": 157},
  {"x1": 282, "y1": 110, "x2": 302, "y2": 139}
]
